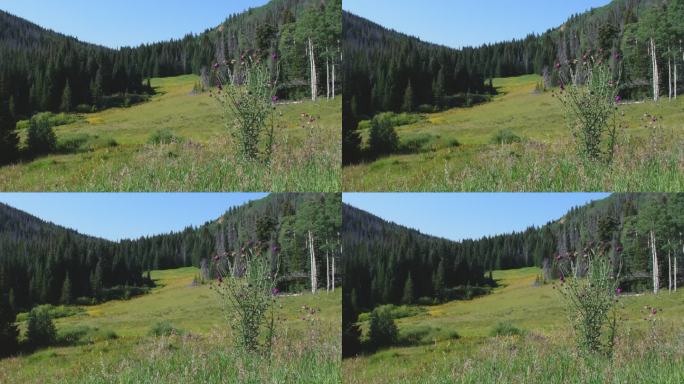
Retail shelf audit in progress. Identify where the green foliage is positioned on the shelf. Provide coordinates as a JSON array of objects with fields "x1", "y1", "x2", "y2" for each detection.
[
  {"x1": 367, "y1": 306, "x2": 398, "y2": 349},
  {"x1": 147, "y1": 129, "x2": 183, "y2": 145},
  {"x1": 557, "y1": 245, "x2": 620, "y2": 356},
  {"x1": 213, "y1": 57, "x2": 278, "y2": 162},
  {"x1": 402, "y1": 274, "x2": 414, "y2": 304},
  {"x1": 368, "y1": 113, "x2": 399, "y2": 157},
  {"x1": 490, "y1": 321, "x2": 525, "y2": 337},
  {"x1": 148, "y1": 321, "x2": 183, "y2": 337},
  {"x1": 556, "y1": 58, "x2": 621, "y2": 163},
  {"x1": 27, "y1": 305, "x2": 57, "y2": 348},
  {"x1": 490, "y1": 129, "x2": 523, "y2": 145},
  {"x1": 0, "y1": 292, "x2": 19, "y2": 357},
  {"x1": 26, "y1": 113, "x2": 57, "y2": 156},
  {"x1": 213, "y1": 248, "x2": 278, "y2": 354}
]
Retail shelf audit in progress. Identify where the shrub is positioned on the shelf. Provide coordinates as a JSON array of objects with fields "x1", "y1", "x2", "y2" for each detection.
[
  {"x1": 368, "y1": 114, "x2": 399, "y2": 157},
  {"x1": 556, "y1": 243, "x2": 620, "y2": 356},
  {"x1": 27, "y1": 305, "x2": 57, "y2": 348},
  {"x1": 490, "y1": 129, "x2": 523, "y2": 145},
  {"x1": 398, "y1": 326, "x2": 432, "y2": 346},
  {"x1": 213, "y1": 247, "x2": 278, "y2": 354},
  {"x1": 555, "y1": 54, "x2": 622, "y2": 163},
  {"x1": 490, "y1": 321, "x2": 524, "y2": 337},
  {"x1": 213, "y1": 55, "x2": 279, "y2": 162},
  {"x1": 368, "y1": 306, "x2": 398, "y2": 349},
  {"x1": 148, "y1": 321, "x2": 182, "y2": 337},
  {"x1": 148, "y1": 129, "x2": 182, "y2": 145},
  {"x1": 0, "y1": 294, "x2": 19, "y2": 357},
  {"x1": 26, "y1": 113, "x2": 58, "y2": 156}
]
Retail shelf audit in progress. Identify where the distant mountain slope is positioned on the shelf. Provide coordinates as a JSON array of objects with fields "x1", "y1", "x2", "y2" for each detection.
[{"x1": 0, "y1": 193, "x2": 340, "y2": 311}]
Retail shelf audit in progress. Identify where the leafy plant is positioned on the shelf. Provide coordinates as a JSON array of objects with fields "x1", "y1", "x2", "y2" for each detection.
[
  {"x1": 26, "y1": 305, "x2": 57, "y2": 348},
  {"x1": 212, "y1": 247, "x2": 278, "y2": 354},
  {"x1": 555, "y1": 53, "x2": 623, "y2": 163},
  {"x1": 490, "y1": 321, "x2": 524, "y2": 337},
  {"x1": 490, "y1": 129, "x2": 523, "y2": 145},
  {"x1": 148, "y1": 321, "x2": 183, "y2": 337},
  {"x1": 556, "y1": 243, "x2": 621, "y2": 356},
  {"x1": 367, "y1": 305, "x2": 398, "y2": 349},
  {"x1": 212, "y1": 54, "x2": 279, "y2": 163}
]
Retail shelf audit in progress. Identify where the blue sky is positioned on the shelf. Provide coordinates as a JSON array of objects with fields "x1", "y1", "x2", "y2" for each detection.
[
  {"x1": 343, "y1": 193, "x2": 611, "y2": 241},
  {"x1": 0, "y1": 0, "x2": 269, "y2": 48},
  {"x1": 344, "y1": 0, "x2": 612, "y2": 48},
  {"x1": 0, "y1": 193, "x2": 268, "y2": 241}
]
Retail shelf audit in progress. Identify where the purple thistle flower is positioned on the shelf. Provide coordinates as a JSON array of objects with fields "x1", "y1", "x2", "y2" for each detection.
[
  {"x1": 614, "y1": 52, "x2": 621, "y2": 61},
  {"x1": 213, "y1": 63, "x2": 220, "y2": 70},
  {"x1": 615, "y1": 95, "x2": 622, "y2": 104},
  {"x1": 555, "y1": 62, "x2": 561, "y2": 70},
  {"x1": 560, "y1": 83, "x2": 565, "y2": 91},
  {"x1": 272, "y1": 95, "x2": 279, "y2": 103},
  {"x1": 272, "y1": 288, "x2": 280, "y2": 296},
  {"x1": 616, "y1": 288, "x2": 622, "y2": 295},
  {"x1": 272, "y1": 53, "x2": 279, "y2": 61}
]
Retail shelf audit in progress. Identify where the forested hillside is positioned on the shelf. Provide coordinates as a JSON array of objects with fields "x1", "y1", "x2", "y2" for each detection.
[
  {"x1": 0, "y1": 0, "x2": 341, "y2": 165},
  {"x1": 0, "y1": 193, "x2": 341, "y2": 313},
  {"x1": 343, "y1": 0, "x2": 684, "y2": 164}
]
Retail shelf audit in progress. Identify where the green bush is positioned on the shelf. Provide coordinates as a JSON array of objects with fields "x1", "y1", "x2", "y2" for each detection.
[
  {"x1": 490, "y1": 129, "x2": 523, "y2": 145},
  {"x1": 368, "y1": 114, "x2": 399, "y2": 157},
  {"x1": 148, "y1": 321, "x2": 183, "y2": 337},
  {"x1": 27, "y1": 113, "x2": 58, "y2": 156},
  {"x1": 27, "y1": 305, "x2": 57, "y2": 348},
  {"x1": 368, "y1": 306, "x2": 398, "y2": 349},
  {"x1": 490, "y1": 321, "x2": 524, "y2": 337},
  {"x1": 57, "y1": 326, "x2": 118, "y2": 345},
  {"x1": 148, "y1": 129, "x2": 183, "y2": 145}
]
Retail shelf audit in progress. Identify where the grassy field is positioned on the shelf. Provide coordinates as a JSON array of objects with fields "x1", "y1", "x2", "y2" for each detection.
[
  {"x1": 0, "y1": 75, "x2": 341, "y2": 192},
  {"x1": 0, "y1": 267, "x2": 341, "y2": 384},
  {"x1": 344, "y1": 268, "x2": 684, "y2": 383},
  {"x1": 344, "y1": 75, "x2": 684, "y2": 192}
]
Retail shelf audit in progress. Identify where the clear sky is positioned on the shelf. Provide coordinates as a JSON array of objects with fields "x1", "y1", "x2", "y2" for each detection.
[
  {"x1": 0, "y1": 193, "x2": 268, "y2": 241},
  {"x1": 344, "y1": 0, "x2": 612, "y2": 48},
  {"x1": 343, "y1": 193, "x2": 611, "y2": 241},
  {"x1": 0, "y1": 0, "x2": 269, "y2": 48}
]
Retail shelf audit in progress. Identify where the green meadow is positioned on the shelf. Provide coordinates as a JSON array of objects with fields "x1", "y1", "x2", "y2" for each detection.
[
  {"x1": 0, "y1": 75, "x2": 341, "y2": 192},
  {"x1": 344, "y1": 75, "x2": 684, "y2": 192},
  {"x1": 0, "y1": 267, "x2": 341, "y2": 384},
  {"x1": 344, "y1": 268, "x2": 684, "y2": 383}
]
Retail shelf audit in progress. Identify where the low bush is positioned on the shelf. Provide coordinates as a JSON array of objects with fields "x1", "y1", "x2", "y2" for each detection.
[
  {"x1": 490, "y1": 129, "x2": 523, "y2": 145},
  {"x1": 367, "y1": 306, "x2": 399, "y2": 349},
  {"x1": 490, "y1": 321, "x2": 524, "y2": 337},
  {"x1": 148, "y1": 321, "x2": 183, "y2": 337},
  {"x1": 148, "y1": 129, "x2": 183, "y2": 145},
  {"x1": 26, "y1": 305, "x2": 57, "y2": 348}
]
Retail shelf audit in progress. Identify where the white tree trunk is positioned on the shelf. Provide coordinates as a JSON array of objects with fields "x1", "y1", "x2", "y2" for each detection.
[
  {"x1": 332, "y1": 62, "x2": 336, "y2": 100},
  {"x1": 326, "y1": 250, "x2": 330, "y2": 292},
  {"x1": 650, "y1": 230, "x2": 659, "y2": 294},
  {"x1": 651, "y1": 38, "x2": 660, "y2": 102},
  {"x1": 668, "y1": 52, "x2": 672, "y2": 101},
  {"x1": 326, "y1": 56, "x2": 330, "y2": 100},
  {"x1": 308, "y1": 38, "x2": 318, "y2": 102},
  {"x1": 668, "y1": 249, "x2": 672, "y2": 292},
  {"x1": 308, "y1": 231, "x2": 317, "y2": 294},
  {"x1": 332, "y1": 255, "x2": 335, "y2": 292}
]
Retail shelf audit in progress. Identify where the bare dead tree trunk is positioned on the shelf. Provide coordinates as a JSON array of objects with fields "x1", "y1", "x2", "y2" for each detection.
[
  {"x1": 668, "y1": 49, "x2": 672, "y2": 101},
  {"x1": 668, "y1": 248, "x2": 672, "y2": 292},
  {"x1": 326, "y1": 54, "x2": 330, "y2": 100},
  {"x1": 332, "y1": 255, "x2": 336, "y2": 292},
  {"x1": 326, "y1": 249, "x2": 330, "y2": 292},
  {"x1": 308, "y1": 231, "x2": 317, "y2": 294},
  {"x1": 650, "y1": 230, "x2": 659, "y2": 294},
  {"x1": 651, "y1": 38, "x2": 660, "y2": 102},
  {"x1": 307, "y1": 38, "x2": 318, "y2": 102}
]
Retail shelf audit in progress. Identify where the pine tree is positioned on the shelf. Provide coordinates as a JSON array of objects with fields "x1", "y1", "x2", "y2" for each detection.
[
  {"x1": 402, "y1": 80, "x2": 415, "y2": 112},
  {"x1": 402, "y1": 273, "x2": 414, "y2": 304},
  {"x1": 60, "y1": 273, "x2": 72, "y2": 304},
  {"x1": 0, "y1": 292, "x2": 19, "y2": 357},
  {"x1": 433, "y1": 259, "x2": 446, "y2": 300},
  {"x1": 60, "y1": 81, "x2": 72, "y2": 112}
]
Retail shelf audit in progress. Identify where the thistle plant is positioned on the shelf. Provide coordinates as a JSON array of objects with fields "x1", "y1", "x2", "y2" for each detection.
[
  {"x1": 555, "y1": 52, "x2": 623, "y2": 164},
  {"x1": 212, "y1": 246, "x2": 279, "y2": 355},
  {"x1": 212, "y1": 53, "x2": 280, "y2": 163},
  {"x1": 555, "y1": 243, "x2": 621, "y2": 357}
]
